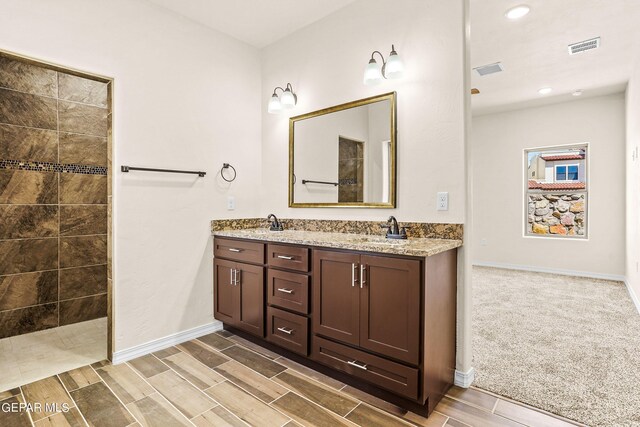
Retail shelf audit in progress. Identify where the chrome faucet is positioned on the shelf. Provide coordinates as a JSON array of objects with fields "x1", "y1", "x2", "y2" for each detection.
[
  {"x1": 267, "y1": 214, "x2": 283, "y2": 231},
  {"x1": 381, "y1": 216, "x2": 408, "y2": 239}
]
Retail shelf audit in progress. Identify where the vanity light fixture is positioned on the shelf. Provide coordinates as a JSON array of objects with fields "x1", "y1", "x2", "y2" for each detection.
[
  {"x1": 268, "y1": 83, "x2": 297, "y2": 114},
  {"x1": 363, "y1": 45, "x2": 404, "y2": 85}
]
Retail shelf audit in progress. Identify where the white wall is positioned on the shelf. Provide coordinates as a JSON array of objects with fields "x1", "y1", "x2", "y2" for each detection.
[
  {"x1": 0, "y1": 0, "x2": 472, "y2": 368},
  {"x1": 0, "y1": 0, "x2": 263, "y2": 351},
  {"x1": 472, "y1": 94, "x2": 626, "y2": 278},
  {"x1": 261, "y1": 0, "x2": 467, "y2": 223},
  {"x1": 626, "y1": 58, "x2": 640, "y2": 307},
  {"x1": 260, "y1": 0, "x2": 470, "y2": 374}
]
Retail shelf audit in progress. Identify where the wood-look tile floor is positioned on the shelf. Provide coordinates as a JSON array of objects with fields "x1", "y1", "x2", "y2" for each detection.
[{"x1": 0, "y1": 330, "x2": 583, "y2": 427}]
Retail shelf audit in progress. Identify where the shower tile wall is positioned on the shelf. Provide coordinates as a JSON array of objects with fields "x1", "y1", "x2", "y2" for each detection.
[{"x1": 0, "y1": 55, "x2": 109, "y2": 339}]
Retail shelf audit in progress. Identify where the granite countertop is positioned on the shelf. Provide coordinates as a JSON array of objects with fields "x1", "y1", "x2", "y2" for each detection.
[{"x1": 212, "y1": 228, "x2": 462, "y2": 257}]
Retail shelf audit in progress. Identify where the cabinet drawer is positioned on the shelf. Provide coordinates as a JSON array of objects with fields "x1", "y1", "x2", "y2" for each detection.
[
  {"x1": 267, "y1": 307, "x2": 309, "y2": 356},
  {"x1": 267, "y1": 269, "x2": 309, "y2": 314},
  {"x1": 267, "y1": 244, "x2": 309, "y2": 272},
  {"x1": 215, "y1": 238, "x2": 264, "y2": 265},
  {"x1": 311, "y1": 336, "x2": 419, "y2": 400}
]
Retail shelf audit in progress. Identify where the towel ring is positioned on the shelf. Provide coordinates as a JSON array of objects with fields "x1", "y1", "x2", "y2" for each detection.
[{"x1": 221, "y1": 163, "x2": 237, "y2": 182}]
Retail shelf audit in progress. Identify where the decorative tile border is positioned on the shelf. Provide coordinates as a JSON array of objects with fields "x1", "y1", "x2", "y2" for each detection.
[
  {"x1": 211, "y1": 218, "x2": 464, "y2": 241},
  {"x1": 0, "y1": 159, "x2": 107, "y2": 175}
]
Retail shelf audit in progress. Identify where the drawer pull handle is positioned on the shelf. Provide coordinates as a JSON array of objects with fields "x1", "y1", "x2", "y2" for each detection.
[
  {"x1": 277, "y1": 288, "x2": 294, "y2": 294},
  {"x1": 228, "y1": 248, "x2": 242, "y2": 253},
  {"x1": 347, "y1": 360, "x2": 368, "y2": 370},
  {"x1": 277, "y1": 327, "x2": 294, "y2": 335},
  {"x1": 277, "y1": 255, "x2": 294, "y2": 260}
]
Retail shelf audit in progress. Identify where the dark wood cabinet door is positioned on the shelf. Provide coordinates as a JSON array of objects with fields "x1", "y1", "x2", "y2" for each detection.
[
  {"x1": 235, "y1": 262, "x2": 265, "y2": 337},
  {"x1": 313, "y1": 250, "x2": 361, "y2": 346},
  {"x1": 213, "y1": 258, "x2": 237, "y2": 325},
  {"x1": 359, "y1": 255, "x2": 421, "y2": 365}
]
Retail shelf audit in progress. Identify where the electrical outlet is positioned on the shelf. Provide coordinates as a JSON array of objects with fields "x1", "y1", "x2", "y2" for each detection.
[
  {"x1": 227, "y1": 196, "x2": 235, "y2": 211},
  {"x1": 437, "y1": 192, "x2": 448, "y2": 211}
]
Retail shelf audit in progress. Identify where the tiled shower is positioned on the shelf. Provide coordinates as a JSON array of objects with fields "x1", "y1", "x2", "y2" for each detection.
[{"x1": 0, "y1": 53, "x2": 111, "y2": 339}]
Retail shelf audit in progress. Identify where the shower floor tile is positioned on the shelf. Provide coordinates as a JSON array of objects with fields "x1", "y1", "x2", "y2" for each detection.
[{"x1": 0, "y1": 317, "x2": 106, "y2": 392}]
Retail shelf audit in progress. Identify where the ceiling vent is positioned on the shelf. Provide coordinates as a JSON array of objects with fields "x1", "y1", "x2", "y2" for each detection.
[
  {"x1": 568, "y1": 37, "x2": 600, "y2": 55},
  {"x1": 473, "y1": 62, "x2": 503, "y2": 76}
]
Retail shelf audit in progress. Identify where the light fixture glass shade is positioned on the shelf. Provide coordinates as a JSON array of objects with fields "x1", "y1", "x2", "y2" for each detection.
[
  {"x1": 267, "y1": 94, "x2": 282, "y2": 114},
  {"x1": 505, "y1": 5, "x2": 530, "y2": 20},
  {"x1": 385, "y1": 52, "x2": 404, "y2": 79},
  {"x1": 363, "y1": 59, "x2": 383, "y2": 85},
  {"x1": 280, "y1": 89, "x2": 296, "y2": 109}
]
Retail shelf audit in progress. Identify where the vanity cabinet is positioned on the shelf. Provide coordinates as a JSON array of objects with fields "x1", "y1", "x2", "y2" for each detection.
[
  {"x1": 213, "y1": 234, "x2": 458, "y2": 417},
  {"x1": 313, "y1": 250, "x2": 421, "y2": 365},
  {"x1": 213, "y1": 239, "x2": 265, "y2": 337},
  {"x1": 264, "y1": 244, "x2": 311, "y2": 355}
]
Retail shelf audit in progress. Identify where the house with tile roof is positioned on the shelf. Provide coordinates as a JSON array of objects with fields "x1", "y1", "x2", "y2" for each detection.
[{"x1": 528, "y1": 149, "x2": 586, "y2": 190}]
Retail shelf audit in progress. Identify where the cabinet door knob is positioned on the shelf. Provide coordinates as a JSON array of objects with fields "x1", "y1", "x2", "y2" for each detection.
[
  {"x1": 347, "y1": 360, "x2": 368, "y2": 370},
  {"x1": 360, "y1": 264, "x2": 367, "y2": 288},
  {"x1": 352, "y1": 263, "x2": 358, "y2": 287},
  {"x1": 228, "y1": 248, "x2": 242, "y2": 252},
  {"x1": 277, "y1": 288, "x2": 294, "y2": 294},
  {"x1": 277, "y1": 255, "x2": 294, "y2": 260},
  {"x1": 277, "y1": 327, "x2": 294, "y2": 335}
]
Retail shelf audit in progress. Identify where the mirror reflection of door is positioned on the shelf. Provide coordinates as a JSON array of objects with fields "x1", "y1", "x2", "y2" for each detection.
[{"x1": 338, "y1": 136, "x2": 364, "y2": 202}]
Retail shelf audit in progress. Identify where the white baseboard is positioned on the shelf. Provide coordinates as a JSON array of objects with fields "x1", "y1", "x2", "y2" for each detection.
[
  {"x1": 473, "y1": 261, "x2": 625, "y2": 282},
  {"x1": 112, "y1": 321, "x2": 223, "y2": 364},
  {"x1": 454, "y1": 367, "x2": 475, "y2": 388},
  {"x1": 624, "y1": 279, "x2": 640, "y2": 315}
]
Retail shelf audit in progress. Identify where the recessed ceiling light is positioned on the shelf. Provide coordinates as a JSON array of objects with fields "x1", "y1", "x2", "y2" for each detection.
[
  {"x1": 538, "y1": 87, "x2": 552, "y2": 95},
  {"x1": 505, "y1": 5, "x2": 530, "y2": 20},
  {"x1": 572, "y1": 90, "x2": 583, "y2": 97}
]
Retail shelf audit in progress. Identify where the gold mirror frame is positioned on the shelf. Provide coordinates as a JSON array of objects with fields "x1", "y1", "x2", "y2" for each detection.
[{"x1": 288, "y1": 92, "x2": 397, "y2": 208}]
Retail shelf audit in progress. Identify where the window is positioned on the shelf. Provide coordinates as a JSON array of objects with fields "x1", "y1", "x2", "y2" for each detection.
[
  {"x1": 524, "y1": 145, "x2": 588, "y2": 238},
  {"x1": 555, "y1": 164, "x2": 579, "y2": 181}
]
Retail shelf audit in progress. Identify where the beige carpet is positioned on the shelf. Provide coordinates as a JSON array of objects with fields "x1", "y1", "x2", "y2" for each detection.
[{"x1": 472, "y1": 266, "x2": 640, "y2": 427}]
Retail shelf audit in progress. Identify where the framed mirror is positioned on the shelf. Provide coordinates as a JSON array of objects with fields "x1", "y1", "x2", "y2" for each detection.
[{"x1": 289, "y1": 92, "x2": 397, "y2": 208}]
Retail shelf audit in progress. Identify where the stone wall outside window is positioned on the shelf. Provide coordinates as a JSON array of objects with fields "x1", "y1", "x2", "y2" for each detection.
[{"x1": 527, "y1": 193, "x2": 586, "y2": 237}]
